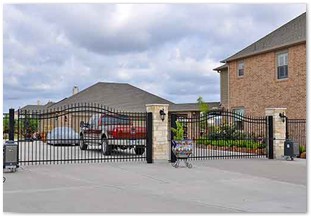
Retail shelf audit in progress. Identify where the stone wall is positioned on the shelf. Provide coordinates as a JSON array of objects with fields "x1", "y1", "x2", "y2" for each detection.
[
  {"x1": 265, "y1": 108, "x2": 287, "y2": 159},
  {"x1": 146, "y1": 104, "x2": 170, "y2": 160}
]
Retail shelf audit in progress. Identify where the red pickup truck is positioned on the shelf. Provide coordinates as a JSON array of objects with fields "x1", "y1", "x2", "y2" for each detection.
[{"x1": 79, "y1": 114, "x2": 146, "y2": 155}]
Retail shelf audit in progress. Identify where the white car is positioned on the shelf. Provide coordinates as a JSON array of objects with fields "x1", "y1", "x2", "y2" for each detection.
[{"x1": 47, "y1": 127, "x2": 79, "y2": 146}]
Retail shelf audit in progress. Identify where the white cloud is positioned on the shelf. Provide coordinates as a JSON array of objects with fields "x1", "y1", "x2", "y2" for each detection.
[{"x1": 3, "y1": 3, "x2": 306, "y2": 111}]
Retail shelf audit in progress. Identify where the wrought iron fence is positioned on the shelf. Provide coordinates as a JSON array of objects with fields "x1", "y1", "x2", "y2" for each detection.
[
  {"x1": 170, "y1": 109, "x2": 268, "y2": 161},
  {"x1": 15, "y1": 103, "x2": 152, "y2": 165},
  {"x1": 286, "y1": 118, "x2": 306, "y2": 152}
]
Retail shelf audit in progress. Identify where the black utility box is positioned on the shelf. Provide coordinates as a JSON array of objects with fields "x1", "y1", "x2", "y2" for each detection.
[
  {"x1": 284, "y1": 139, "x2": 299, "y2": 160},
  {"x1": 3, "y1": 140, "x2": 19, "y2": 171}
]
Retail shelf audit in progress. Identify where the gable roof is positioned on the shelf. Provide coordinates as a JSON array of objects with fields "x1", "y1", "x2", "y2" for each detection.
[
  {"x1": 49, "y1": 82, "x2": 174, "y2": 112},
  {"x1": 20, "y1": 105, "x2": 45, "y2": 112},
  {"x1": 222, "y1": 12, "x2": 306, "y2": 63},
  {"x1": 20, "y1": 102, "x2": 55, "y2": 112}
]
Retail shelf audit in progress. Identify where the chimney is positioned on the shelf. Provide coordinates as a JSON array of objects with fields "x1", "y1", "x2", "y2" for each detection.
[{"x1": 72, "y1": 86, "x2": 79, "y2": 95}]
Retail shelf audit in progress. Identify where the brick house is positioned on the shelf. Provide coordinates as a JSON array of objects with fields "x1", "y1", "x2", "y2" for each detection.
[{"x1": 214, "y1": 12, "x2": 306, "y2": 119}]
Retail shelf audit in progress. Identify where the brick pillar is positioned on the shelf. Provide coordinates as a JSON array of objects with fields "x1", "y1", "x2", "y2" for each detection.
[
  {"x1": 146, "y1": 104, "x2": 169, "y2": 161},
  {"x1": 265, "y1": 108, "x2": 287, "y2": 159}
]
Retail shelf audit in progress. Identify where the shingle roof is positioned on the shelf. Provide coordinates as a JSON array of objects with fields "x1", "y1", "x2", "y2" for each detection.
[
  {"x1": 21, "y1": 82, "x2": 220, "y2": 113},
  {"x1": 169, "y1": 102, "x2": 220, "y2": 112},
  {"x1": 222, "y1": 12, "x2": 306, "y2": 63},
  {"x1": 20, "y1": 102, "x2": 55, "y2": 112},
  {"x1": 48, "y1": 82, "x2": 174, "y2": 112},
  {"x1": 19, "y1": 105, "x2": 45, "y2": 112}
]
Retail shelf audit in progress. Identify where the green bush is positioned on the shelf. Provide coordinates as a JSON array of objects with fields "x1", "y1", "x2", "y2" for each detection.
[
  {"x1": 16, "y1": 118, "x2": 39, "y2": 136},
  {"x1": 3, "y1": 115, "x2": 39, "y2": 138},
  {"x1": 171, "y1": 121, "x2": 184, "y2": 141},
  {"x1": 207, "y1": 124, "x2": 248, "y2": 140},
  {"x1": 299, "y1": 145, "x2": 306, "y2": 153},
  {"x1": 196, "y1": 138, "x2": 263, "y2": 149},
  {"x1": 3, "y1": 115, "x2": 9, "y2": 133}
]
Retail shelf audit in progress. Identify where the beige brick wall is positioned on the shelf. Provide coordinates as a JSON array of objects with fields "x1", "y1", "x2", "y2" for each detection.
[{"x1": 227, "y1": 43, "x2": 306, "y2": 119}]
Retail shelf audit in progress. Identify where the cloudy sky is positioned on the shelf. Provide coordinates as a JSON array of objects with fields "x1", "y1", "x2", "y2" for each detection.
[{"x1": 3, "y1": 4, "x2": 306, "y2": 112}]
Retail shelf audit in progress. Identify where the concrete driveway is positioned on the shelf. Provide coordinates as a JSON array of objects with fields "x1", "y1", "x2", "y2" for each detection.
[
  {"x1": 18, "y1": 141, "x2": 261, "y2": 165},
  {"x1": 3, "y1": 158, "x2": 307, "y2": 213}
]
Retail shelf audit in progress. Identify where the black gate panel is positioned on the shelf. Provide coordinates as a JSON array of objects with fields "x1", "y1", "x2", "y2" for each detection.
[
  {"x1": 286, "y1": 118, "x2": 306, "y2": 154},
  {"x1": 16, "y1": 103, "x2": 151, "y2": 165},
  {"x1": 170, "y1": 109, "x2": 268, "y2": 160}
]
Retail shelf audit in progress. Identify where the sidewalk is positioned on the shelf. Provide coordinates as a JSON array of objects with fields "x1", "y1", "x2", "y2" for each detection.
[{"x1": 3, "y1": 158, "x2": 307, "y2": 213}]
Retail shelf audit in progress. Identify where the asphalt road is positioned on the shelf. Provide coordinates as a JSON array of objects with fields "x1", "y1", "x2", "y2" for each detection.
[{"x1": 3, "y1": 158, "x2": 307, "y2": 213}]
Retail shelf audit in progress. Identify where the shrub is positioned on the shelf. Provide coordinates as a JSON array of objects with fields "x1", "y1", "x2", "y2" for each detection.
[
  {"x1": 196, "y1": 138, "x2": 262, "y2": 149},
  {"x1": 299, "y1": 145, "x2": 306, "y2": 153},
  {"x1": 171, "y1": 121, "x2": 184, "y2": 141},
  {"x1": 207, "y1": 124, "x2": 248, "y2": 140},
  {"x1": 3, "y1": 114, "x2": 9, "y2": 133}
]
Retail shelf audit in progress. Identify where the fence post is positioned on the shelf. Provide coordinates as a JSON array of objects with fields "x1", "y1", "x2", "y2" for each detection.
[
  {"x1": 146, "y1": 112, "x2": 153, "y2": 163},
  {"x1": 9, "y1": 108, "x2": 15, "y2": 141},
  {"x1": 268, "y1": 116, "x2": 274, "y2": 159},
  {"x1": 170, "y1": 114, "x2": 177, "y2": 163}
]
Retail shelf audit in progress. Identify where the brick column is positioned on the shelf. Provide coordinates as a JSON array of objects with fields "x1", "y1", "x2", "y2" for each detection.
[
  {"x1": 265, "y1": 108, "x2": 287, "y2": 159},
  {"x1": 146, "y1": 104, "x2": 169, "y2": 161}
]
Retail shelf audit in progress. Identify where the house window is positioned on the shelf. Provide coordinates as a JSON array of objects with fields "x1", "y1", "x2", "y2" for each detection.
[
  {"x1": 277, "y1": 52, "x2": 288, "y2": 79},
  {"x1": 237, "y1": 61, "x2": 244, "y2": 77},
  {"x1": 232, "y1": 108, "x2": 245, "y2": 130}
]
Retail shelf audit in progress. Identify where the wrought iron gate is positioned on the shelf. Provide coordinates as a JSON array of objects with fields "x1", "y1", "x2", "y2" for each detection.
[
  {"x1": 14, "y1": 104, "x2": 153, "y2": 165},
  {"x1": 286, "y1": 117, "x2": 306, "y2": 154},
  {"x1": 170, "y1": 109, "x2": 268, "y2": 161}
]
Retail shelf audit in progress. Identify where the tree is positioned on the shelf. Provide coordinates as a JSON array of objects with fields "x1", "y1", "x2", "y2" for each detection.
[
  {"x1": 197, "y1": 96, "x2": 210, "y2": 136},
  {"x1": 197, "y1": 96, "x2": 209, "y2": 116},
  {"x1": 3, "y1": 114, "x2": 9, "y2": 133}
]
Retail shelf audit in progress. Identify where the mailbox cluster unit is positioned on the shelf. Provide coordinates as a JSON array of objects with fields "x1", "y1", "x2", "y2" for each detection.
[{"x1": 284, "y1": 139, "x2": 299, "y2": 160}]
